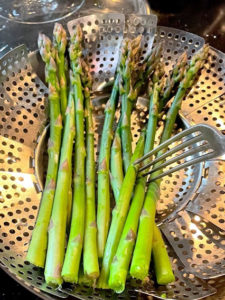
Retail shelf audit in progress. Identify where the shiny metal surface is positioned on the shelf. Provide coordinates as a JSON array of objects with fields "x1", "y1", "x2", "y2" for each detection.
[
  {"x1": 0, "y1": 13, "x2": 225, "y2": 300},
  {"x1": 187, "y1": 160, "x2": 225, "y2": 231},
  {"x1": 162, "y1": 210, "x2": 225, "y2": 279},
  {"x1": 136, "y1": 124, "x2": 225, "y2": 182}
]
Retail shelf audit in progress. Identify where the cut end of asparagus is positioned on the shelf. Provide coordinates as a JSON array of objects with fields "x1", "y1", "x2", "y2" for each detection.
[
  {"x1": 86, "y1": 271, "x2": 99, "y2": 280},
  {"x1": 108, "y1": 270, "x2": 127, "y2": 293},
  {"x1": 26, "y1": 224, "x2": 48, "y2": 268},
  {"x1": 97, "y1": 266, "x2": 110, "y2": 289},
  {"x1": 156, "y1": 271, "x2": 175, "y2": 285},
  {"x1": 97, "y1": 279, "x2": 109, "y2": 290},
  {"x1": 130, "y1": 263, "x2": 149, "y2": 281},
  {"x1": 78, "y1": 273, "x2": 95, "y2": 286},
  {"x1": 62, "y1": 273, "x2": 78, "y2": 284},
  {"x1": 26, "y1": 246, "x2": 46, "y2": 268},
  {"x1": 45, "y1": 274, "x2": 63, "y2": 286}
]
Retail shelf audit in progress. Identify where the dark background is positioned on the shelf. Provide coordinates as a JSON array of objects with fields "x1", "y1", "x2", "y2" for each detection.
[
  {"x1": 1, "y1": 0, "x2": 225, "y2": 299},
  {"x1": 152, "y1": 0, "x2": 225, "y2": 52}
]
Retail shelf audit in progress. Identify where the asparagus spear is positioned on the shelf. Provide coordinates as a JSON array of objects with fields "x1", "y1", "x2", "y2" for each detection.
[
  {"x1": 97, "y1": 73, "x2": 120, "y2": 259},
  {"x1": 158, "y1": 52, "x2": 187, "y2": 112},
  {"x1": 152, "y1": 224, "x2": 175, "y2": 285},
  {"x1": 108, "y1": 63, "x2": 165, "y2": 293},
  {"x1": 98, "y1": 131, "x2": 145, "y2": 289},
  {"x1": 66, "y1": 85, "x2": 74, "y2": 230},
  {"x1": 119, "y1": 36, "x2": 142, "y2": 172},
  {"x1": 26, "y1": 34, "x2": 62, "y2": 268},
  {"x1": 62, "y1": 25, "x2": 86, "y2": 283},
  {"x1": 53, "y1": 23, "x2": 68, "y2": 119},
  {"x1": 130, "y1": 44, "x2": 209, "y2": 281},
  {"x1": 110, "y1": 119, "x2": 124, "y2": 202},
  {"x1": 97, "y1": 36, "x2": 137, "y2": 258},
  {"x1": 81, "y1": 60, "x2": 99, "y2": 280},
  {"x1": 133, "y1": 43, "x2": 163, "y2": 94},
  {"x1": 66, "y1": 60, "x2": 74, "y2": 230},
  {"x1": 44, "y1": 71, "x2": 75, "y2": 285}
]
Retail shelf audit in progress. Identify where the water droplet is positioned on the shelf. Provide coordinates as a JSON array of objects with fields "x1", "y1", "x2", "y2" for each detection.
[{"x1": 12, "y1": 9, "x2": 20, "y2": 17}]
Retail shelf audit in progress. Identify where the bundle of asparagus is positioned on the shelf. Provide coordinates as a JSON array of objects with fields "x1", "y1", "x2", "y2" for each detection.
[{"x1": 27, "y1": 21, "x2": 209, "y2": 294}]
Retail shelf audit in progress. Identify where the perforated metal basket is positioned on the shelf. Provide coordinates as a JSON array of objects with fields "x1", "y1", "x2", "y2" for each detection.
[{"x1": 0, "y1": 13, "x2": 225, "y2": 300}]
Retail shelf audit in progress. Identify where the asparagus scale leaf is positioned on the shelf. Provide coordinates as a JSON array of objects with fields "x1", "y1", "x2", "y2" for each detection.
[{"x1": 110, "y1": 119, "x2": 124, "y2": 202}]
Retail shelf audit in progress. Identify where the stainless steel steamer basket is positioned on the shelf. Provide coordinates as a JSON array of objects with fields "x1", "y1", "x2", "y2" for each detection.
[{"x1": 0, "y1": 13, "x2": 225, "y2": 300}]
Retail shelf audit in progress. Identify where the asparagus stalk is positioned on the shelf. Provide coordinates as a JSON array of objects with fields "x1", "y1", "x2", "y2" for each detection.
[
  {"x1": 108, "y1": 64, "x2": 164, "y2": 293},
  {"x1": 130, "y1": 44, "x2": 209, "y2": 281},
  {"x1": 97, "y1": 36, "x2": 139, "y2": 258},
  {"x1": 97, "y1": 73, "x2": 120, "y2": 259},
  {"x1": 152, "y1": 224, "x2": 175, "y2": 285},
  {"x1": 26, "y1": 34, "x2": 62, "y2": 268},
  {"x1": 110, "y1": 119, "x2": 124, "y2": 202},
  {"x1": 67, "y1": 174, "x2": 72, "y2": 230},
  {"x1": 119, "y1": 37, "x2": 142, "y2": 172},
  {"x1": 81, "y1": 60, "x2": 99, "y2": 279},
  {"x1": 53, "y1": 23, "x2": 68, "y2": 119},
  {"x1": 44, "y1": 71, "x2": 75, "y2": 285},
  {"x1": 62, "y1": 25, "x2": 86, "y2": 283},
  {"x1": 98, "y1": 131, "x2": 145, "y2": 289},
  {"x1": 67, "y1": 83, "x2": 75, "y2": 230}
]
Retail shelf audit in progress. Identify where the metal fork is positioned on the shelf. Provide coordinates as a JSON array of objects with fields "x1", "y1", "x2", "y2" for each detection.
[{"x1": 135, "y1": 124, "x2": 225, "y2": 183}]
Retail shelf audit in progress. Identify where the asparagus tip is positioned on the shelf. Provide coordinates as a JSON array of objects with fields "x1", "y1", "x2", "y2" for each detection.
[{"x1": 53, "y1": 23, "x2": 67, "y2": 53}]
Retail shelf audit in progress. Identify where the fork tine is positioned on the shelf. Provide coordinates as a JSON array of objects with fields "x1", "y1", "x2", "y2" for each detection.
[
  {"x1": 134, "y1": 125, "x2": 201, "y2": 166},
  {"x1": 146, "y1": 151, "x2": 216, "y2": 183},
  {"x1": 139, "y1": 133, "x2": 203, "y2": 172},
  {"x1": 142, "y1": 143, "x2": 210, "y2": 177}
]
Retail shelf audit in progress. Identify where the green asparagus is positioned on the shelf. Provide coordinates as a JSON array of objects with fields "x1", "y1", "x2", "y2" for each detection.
[
  {"x1": 109, "y1": 63, "x2": 164, "y2": 293},
  {"x1": 62, "y1": 24, "x2": 86, "y2": 283},
  {"x1": 96, "y1": 35, "x2": 140, "y2": 258},
  {"x1": 130, "y1": 44, "x2": 209, "y2": 281},
  {"x1": 26, "y1": 34, "x2": 62, "y2": 268},
  {"x1": 158, "y1": 52, "x2": 187, "y2": 112},
  {"x1": 44, "y1": 71, "x2": 75, "y2": 285},
  {"x1": 66, "y1": 83, "x2": 74, "y2": 230},
  {"x1": 53, "y1": 23, "x2": 68, "y2": 119},
  {"x1": 97, "y1": 73, "x2": 120, "y2": 259},
  {"x1": 98, "y1": 131, "x2": 145, "y2": 289},
  {"x1": 119, "y1": 36, "x2": 142, "y2": 172},
  {"x1": 152, "y1": 224, "x2": 175, "y2": 285},
  {"x1": 81, "y1": 60, "x2": 99, "y2": 280}
]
